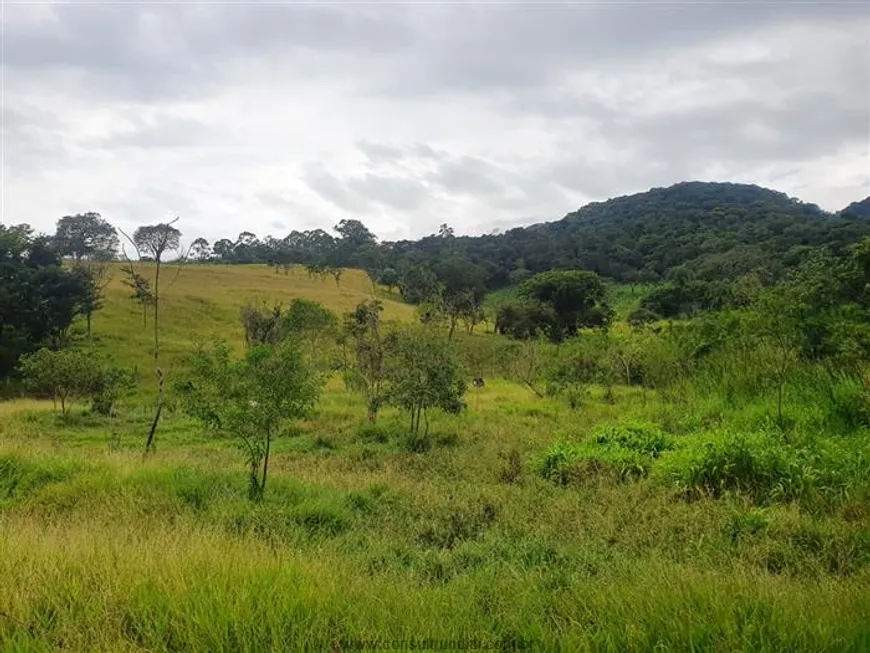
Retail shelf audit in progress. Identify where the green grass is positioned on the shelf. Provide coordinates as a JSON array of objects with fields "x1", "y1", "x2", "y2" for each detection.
[
  {"x1": 85, "y1": 262, "x2": 412, "y2": 385},
  {"x1": 1, "y1": 265, "x2": 869, "y2": 651}
]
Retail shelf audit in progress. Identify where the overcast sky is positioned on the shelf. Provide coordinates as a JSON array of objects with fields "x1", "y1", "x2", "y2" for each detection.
[{"x1": 2, "y1": 1, "x2": 869, "y2": 244}]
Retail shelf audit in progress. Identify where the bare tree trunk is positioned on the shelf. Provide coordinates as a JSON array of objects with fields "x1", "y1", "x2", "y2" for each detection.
[
  {"x1": 144, "y1": 368, "x2": 163, "y2": 453},
  {"x1": 260, "y1": 431, "x2": 272, "y2": 499},
  {"x1": 145, "y1": 260, "x2": 163, "y2": 454}
]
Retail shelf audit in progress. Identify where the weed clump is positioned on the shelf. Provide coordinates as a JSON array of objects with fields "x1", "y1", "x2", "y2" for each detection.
[
  {"x1": 539, "y1": 422, "x2": 672, "y2": 486},
  {"x1": 656, "y1": 430, "x2": 865, "y2": 507}
]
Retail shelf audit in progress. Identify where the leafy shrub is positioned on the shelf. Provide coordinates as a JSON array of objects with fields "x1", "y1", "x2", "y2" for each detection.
[
  {"x1": 539, "y1": 423, "x2": 672, "y2": 487},
  {"x1": 593, "y1": 422, "x2": 674, "y2": 457},
  {"x1": 538, "y1": 440, "x2": 649, "y2": 486},
  {"x1": 727, "y1": 508, "x2": 770, "y2": 541},
  {"x1": 89, "y1": 365, "x2": 136, "y2": 416},
  {"x1": 821, "y1": 376, "x2": 870, "y2": 431},
  {"x1": 656, "y1": 430, "x2": 865, "y2": 507},
  {"x1": 292, "y1": 500, "x2": 352, "y2": 536}
]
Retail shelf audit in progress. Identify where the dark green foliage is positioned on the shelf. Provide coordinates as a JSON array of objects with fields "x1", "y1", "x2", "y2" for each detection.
[
  {"x1": 517, "y1": 270, "x2": 612, "y2": 342},
  {"x1": 840, "y1": 196, "x2": 870, "y2": 219},
  {"x1": 494, "y1": 299, "x2": 555, "y2": 340},
  {"x1": 181, "y1": 183, "x2": 870, "y2": 299},
  {"x1": 641, "y1": 280, "x2": 732, "y2": 318},
  {"x1": 54, "y1": 212, "x2": 118, "y2": 262},
  {"x1": 627, "y1": 307, "x2": 659, "y2": 330},
  {"x1": 1, "y1": 224, "x2": 97, "y2": 378}
]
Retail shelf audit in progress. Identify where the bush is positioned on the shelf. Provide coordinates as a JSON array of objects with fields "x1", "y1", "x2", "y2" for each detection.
[
  {"x1": 89, "y1": 365, "x2": 136, "y2": 416},
  {"x1": 538, "y1": 440, "x2": 649, "y2": 487},
  {"x1": 18, "y1": 348, "x2": 132, "y2": 416},
  {"x1": 656, "y1": 430, "x2": 864, "y2": 507},
  {"x1": 593, "y1": 422, "x2": 674, "y2": 458}
]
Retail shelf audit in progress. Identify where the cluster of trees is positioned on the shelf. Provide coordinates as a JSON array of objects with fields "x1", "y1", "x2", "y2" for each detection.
[
  {"x1": 177, "y1": 182, "x2": 870, "y2": 314},
  {"x1": 23, "y1": 184, "x2": 869, "y2": 335},
  {"x1": 2, "y1": 212, "x2": 187, "y2": 455},
  {"x1": 0, "y1": 223, "x2": 112, "y2": 380},
  {"x1": 176, "y1": 298, "x2": 467, "y2": 500},
  {"x1": 18, "y1": 348, "x2": 134, "y2": 416}
]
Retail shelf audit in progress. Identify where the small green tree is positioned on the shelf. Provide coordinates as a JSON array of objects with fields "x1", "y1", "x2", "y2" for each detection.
[
  {"x1": 175, "y1": 341, "x2": 322, "y2": 501},
  {"x1": 343, "y1": 300, "x2": 387, "y2": 422},
  {"x1": 19, "y1": 348, "x2": 97, "y2": 415},
  {"x1": 19, "y1": 348, "x2": 133, "y2": 416},
  {"x1": 281, "y1": 298, "x2": 338, "y2": 363},
  {"x1": 519, "y1": 270, "x2": 612, "y2": 342},
  {"x1": 386, "y1": 325, "x2": 467, "y2": 437},
  {"x1": 327, "y1": 266, "x2": 343, "y2": 288},
  {"x1": 89, "y1": 365, "x2": 136, "y2": 416},
  {"x1": 71, "y1": 262, "x2": 112, "y2": 336},
  {"x1": 120, "y1": 263, "x2": 154, "y2": 328}
]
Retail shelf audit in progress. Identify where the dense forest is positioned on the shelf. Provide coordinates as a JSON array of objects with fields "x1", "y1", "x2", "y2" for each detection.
[{"x1": 182, "y1": 181, "x2": 870, "y2": 290}]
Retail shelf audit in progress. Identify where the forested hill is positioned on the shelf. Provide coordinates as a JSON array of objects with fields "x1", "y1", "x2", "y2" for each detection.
[
  {"x1": 41, "y1": 181, "x2": 870, "y2": 297},
  {"x1": 387, "y1": 181, "x2": 870, "y2": 288},
  {"x1": 841, "y1": 197, "x2": 870, "y2": 219}
]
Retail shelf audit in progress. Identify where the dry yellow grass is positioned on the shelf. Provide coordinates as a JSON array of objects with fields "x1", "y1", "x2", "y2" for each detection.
[{"x1": 89, "y1": 262, "x2": 413, "y2": 374}]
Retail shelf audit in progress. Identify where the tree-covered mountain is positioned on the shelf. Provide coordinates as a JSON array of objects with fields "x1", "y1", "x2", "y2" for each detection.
[
  {"x1": 841, "y1": 197, "x2": 870, "y2": 219},
  {"x1": 384, "y1": 181, "x2": 870, "y2": 288},
  {"x1": 52, "y1": 182, "x2": 870, "y2": 301}
]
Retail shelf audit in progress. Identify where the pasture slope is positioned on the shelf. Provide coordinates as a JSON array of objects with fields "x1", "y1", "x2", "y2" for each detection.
[
  {"x1": 1, "y1": 264, "x2": 869, "y2": 652},
  {"x1": 90, "y1": 262, "x2": 414, "y2": 375}
]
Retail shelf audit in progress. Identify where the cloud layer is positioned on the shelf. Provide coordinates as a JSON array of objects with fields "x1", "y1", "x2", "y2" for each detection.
[{"x1": 3, "y1": 2, "x2": 868, "y2": 243}]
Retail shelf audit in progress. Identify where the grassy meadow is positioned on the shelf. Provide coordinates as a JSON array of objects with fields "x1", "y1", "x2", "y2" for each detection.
[{"x1": 1, "y1": 264, "x2": 869, "y2": 652}]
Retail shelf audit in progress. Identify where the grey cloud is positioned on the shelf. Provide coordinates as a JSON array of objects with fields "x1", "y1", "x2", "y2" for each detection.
[
  {"x1": 345, "y1": 174, "x2": 429, "y2": 212},
  {"x1": 356, "y1": 140, "x2": 448, "y2": 164},
  {"x1": 8, "y1": 3, "x2": 866, "y2": 103},
  {"x1": 302, "y1": 163, "x2": 429, "y2": 214},
  {"x1": 4, "y1": 2, "x2": 868, "y2": 238},
  {"x1": 2, "y1": 104, "x2": 72, "y2": 175},
  {"x1": 96, "y1": 115, "x2": 216, "y2": 150},
  {"x1": 357, "y1": 140, "x2": 406, "y2": 164},
  {"x1": 301, "y1": 164, "x2": 372, "y2": 214},
  {"x1": 4, "y1": 3, "x2": 412, "y2": 100},
  {"x1": 430, "y1": 156, "x2": 504, "y2": 197},
  {"x1": 383, "y1": 3, "x2": 869, "y2": 96}
]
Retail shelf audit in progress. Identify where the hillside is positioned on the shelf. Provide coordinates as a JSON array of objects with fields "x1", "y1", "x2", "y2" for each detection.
[
  {"x1": 135, "y1": 182, "x2": 870, "y2": 296},
  {"x1": 92, "y1": 263, "x2": 413, "y2": 375},
  {"x1": 2, "y1": 230, "x2": 870, "y2": 650},
  {"x1": 841, "y1": 196, "x2": 870, "y2": 219},
  {"x1": 385, "y1": 181, "x2": 870, "y2": 287}
]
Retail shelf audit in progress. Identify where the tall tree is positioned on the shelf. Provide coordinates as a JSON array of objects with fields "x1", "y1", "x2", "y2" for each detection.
[
  {"x1": 54, "y1": 212, "x2": 119, "y2": 261},
  {"x1": 343, "y1": 300, "x2": 387, "y2": 422},
  {"x1": 190, "y1": 237, "x2": 211, "y2": 261},
  {"x1": 0, "y1": 224, "x2": 92, "y2": 377},
  {"x1": 120, "y1": 218, "x2": 183, "y2": 453},
  {"x1": 519, "y1": 270, "x2": 613, "y2": 342}
]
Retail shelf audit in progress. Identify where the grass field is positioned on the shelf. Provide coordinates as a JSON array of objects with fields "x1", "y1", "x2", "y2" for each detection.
[
  {"x1": 1, "y1": 264, "x2": 869, "y2": 652},
  {"x1": 88, "y1": 262, "x2": 413, "y2": 380}
]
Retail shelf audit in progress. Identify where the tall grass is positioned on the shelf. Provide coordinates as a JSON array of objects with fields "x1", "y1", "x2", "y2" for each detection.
[{"x1": 1, "y1": 266, "x2": 868, "y2": 650}]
